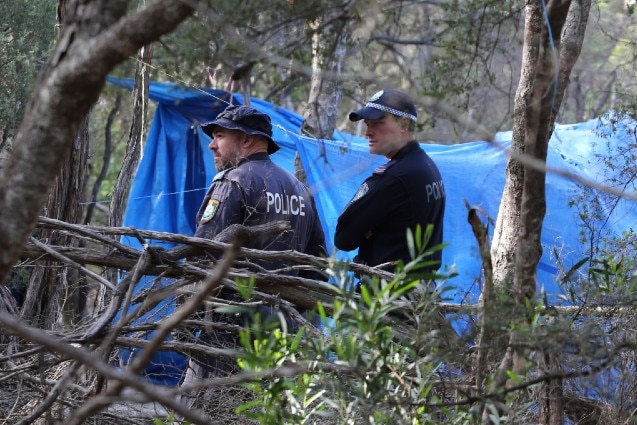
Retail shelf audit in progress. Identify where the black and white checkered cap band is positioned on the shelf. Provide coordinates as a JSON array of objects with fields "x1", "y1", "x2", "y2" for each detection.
[{"x1": 366, "y1": 102, "x2": 417, "y2": 122}]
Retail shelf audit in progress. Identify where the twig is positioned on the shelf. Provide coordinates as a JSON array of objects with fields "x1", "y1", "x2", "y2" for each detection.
[
  {"x1": 29, "y1": 237, "x2": 115, "y2": 291},
  {"x1": 81, "y1": 250, "x2": 152, "y2": 342},
  {"x1": 37, "y1": 216, "x2": 139, "y2": 257},
  {"x1": 14, "y1": 361, "x2": 83, "y2": 425},
  {"x1": 66, "y1": 229, "x2": 248, "y2": 425},
  {"x1": 0, "y1": 309, "x2": 213, "y2": 425}
]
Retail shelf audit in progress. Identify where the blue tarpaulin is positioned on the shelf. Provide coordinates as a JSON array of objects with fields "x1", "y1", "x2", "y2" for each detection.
[{"x1": 107, "y1": 77, "x2": 637, "y2": 385}]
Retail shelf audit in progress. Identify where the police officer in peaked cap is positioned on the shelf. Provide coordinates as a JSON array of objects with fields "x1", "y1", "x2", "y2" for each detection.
[{"x1": 334, "y1": 89, "x2": 446, "y2": 284}]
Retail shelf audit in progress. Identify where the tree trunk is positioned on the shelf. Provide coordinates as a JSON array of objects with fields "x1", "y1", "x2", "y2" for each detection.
[
  {"x1": 297, "y1": 12, "x2": 350, "y2": 182},
  {"x1": 300, "y1": 16, "x2": 349, "y2": 141},
  {"x1": 537, "y1": 319, "x2": 564, "y2": 425},
  {"x1": 85, "y1": 93, "x2": 122, "y2": 225},
  {"x1": 109, "y1": 44, "x2": 153, "y2": 230},
  {"x1": 21, "y1": 1, "x2": 91, "y2": 326},
  {"x1": 106, "y1": 43, "x2": 153, "y2": 286},
  {"x1": 0, "y1": 0, "x2": 195, "y2": 286},
  {"x1": 485, "y1": 1, "x2": 591, "y2": 423},
  {"x1": 21, "y1": 116, "x2": 90, "y2": 325}
]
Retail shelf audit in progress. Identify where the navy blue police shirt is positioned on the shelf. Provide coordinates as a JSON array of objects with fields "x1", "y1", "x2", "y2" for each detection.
[
  {"x1": 334, "y1": 141, "x2": 445, "y2": 272},
  {"x1": 195, "y1": 152, "x2": 326, "y2": 273}
]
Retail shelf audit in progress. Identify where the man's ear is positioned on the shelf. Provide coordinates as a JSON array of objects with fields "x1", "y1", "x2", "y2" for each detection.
[
  {"x1": 400, "y1": 116, "x2": 410, "y2": 131},
  {"x1": 241, "y1": 134, "x2": 253, "y2": 147},
  {"x1": 245, "y1": 134, "x2": 267, "y2": 150}
]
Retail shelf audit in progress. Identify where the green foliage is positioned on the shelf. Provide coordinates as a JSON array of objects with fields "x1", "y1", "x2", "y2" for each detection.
[
  {"x1": 556, "y1": 116, "x2": 637, "y2": 421},
  {"x1": 233, "y1": 231, "x2": 478, "y2": 424},
  {"x1": 564, "y1": 116, "x2": 637, "y2": 303},
  {"x1": 236, "y1": 275, "x2": 453, "y2": 424},
  {"x1": 0, "y1": 0, "x2": 56, "y2": 149},
  {"x1": 149, "y1": 0, "x2": 333, "y2": 98},
  {"x1": 415, "y1": 1, "x2": 523, "y2": 131}
]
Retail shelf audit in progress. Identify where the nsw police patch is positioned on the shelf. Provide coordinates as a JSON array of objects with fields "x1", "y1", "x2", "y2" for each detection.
[
  {"x1": 351, "y1": 182, "x2": 369, "y2": 202},
  {"x1": 201, "y1": 199, "x2": 220, "y2": 223}
]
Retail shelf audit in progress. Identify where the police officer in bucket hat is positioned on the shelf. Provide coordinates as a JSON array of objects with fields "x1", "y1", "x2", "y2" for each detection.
[
  {"x1": 194, "y1": 104, "x2": 325, "y2": 257},
  {"x1": 161, "y1": 104, "x2": 327, "y2": 404},
  {"x1": 162, "y1": 104, "x2": 326, "y2": 261},
  {"x1": 335, "y1": 89, "x2": 446, "y2": 282}
]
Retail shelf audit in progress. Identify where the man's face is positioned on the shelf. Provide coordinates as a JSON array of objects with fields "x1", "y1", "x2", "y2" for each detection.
[
  {"x1": 209, "y1": 127, "x2": 245, "y2": 171},
  {"x1": 363, "y1": 115, "x2": 409, "y2": 159}
]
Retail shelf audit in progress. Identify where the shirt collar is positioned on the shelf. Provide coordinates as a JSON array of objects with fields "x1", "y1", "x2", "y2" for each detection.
[{"x1": 390, "y1": 140, "x2": 419, "y2": 162}]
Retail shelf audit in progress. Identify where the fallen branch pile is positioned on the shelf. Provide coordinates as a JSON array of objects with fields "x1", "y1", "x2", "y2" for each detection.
[{"x1": 0, "y1": 216, "x2": 395, "y2": 424}]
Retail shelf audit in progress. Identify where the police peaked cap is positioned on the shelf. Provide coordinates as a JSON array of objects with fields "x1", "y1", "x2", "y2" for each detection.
[
  {"x1": 349, "y1": 89, "x2": 418, "y2": 122},
  {"x1": 202, "y1": 105, "x2": 280, "y2": 154}
]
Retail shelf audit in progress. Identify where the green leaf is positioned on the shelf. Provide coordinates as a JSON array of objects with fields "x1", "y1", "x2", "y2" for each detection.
[
  {"x1": 506, "y1": 369, "x2": 523, "y2": 384},
  {"x1": 562, "y1": 257, "x2": 590, "y2": 283},
  {"x1": 360, "y1": 283, "x2": 372, "y2": 307},
  {"x1": 235, "y1": 277, "x2": 256, "y2": 299},
  {"x1": 236, "y1": 399, "x2": 261, "y2": 414},
  {"x1": 406, "y1": 228, "x2": 416, "y2": 260}
]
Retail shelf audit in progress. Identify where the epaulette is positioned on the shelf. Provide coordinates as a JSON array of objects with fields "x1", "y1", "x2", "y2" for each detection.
[
  {"x1": 212, "y1": 169, "x2": 231, "y2": 182},
  {"x1": 373, "y1": 165, "x2": 387, "y2": 175}
]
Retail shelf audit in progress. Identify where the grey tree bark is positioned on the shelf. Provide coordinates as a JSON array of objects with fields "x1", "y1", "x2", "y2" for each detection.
[
  {"x1": 0, "y1": 0, "x2": 195, "y2": 286},
  {"x1": 297, "y1": 10, "x2": 351, "y2": 182},
  {"x1": 20, "y1": 0, "x2": 91, "y2": 326},
  {"x1": 485, "y1": 1, "x2": 591, "y2": 424},
  {"x1": 109, "y1": 44, "x2": 153, "y2": 230},
  {"x1": 300, "y1": 13, "x2": 350, "y2": 141}
]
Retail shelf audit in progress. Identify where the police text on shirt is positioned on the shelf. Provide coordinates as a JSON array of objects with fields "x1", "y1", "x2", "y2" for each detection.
[
  {"x1": 266, "y1": 191, "x2": 306, "y2": 216},
  {"x1": 425, "y1": 180, "x2": 445, "y2": 203}
]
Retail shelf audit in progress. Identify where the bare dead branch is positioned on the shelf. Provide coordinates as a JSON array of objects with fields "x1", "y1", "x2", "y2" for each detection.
[
  {"x1": 28, "y1": 236, "x2": 115, "y2": 291},
  {"x1": 0, "y1": 309, "x2": 213, "y2": 425}
]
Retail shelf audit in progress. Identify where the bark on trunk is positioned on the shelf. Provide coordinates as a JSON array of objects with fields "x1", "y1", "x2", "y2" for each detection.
[
  {"x1": 485, "y1": 1, "x2": 591, "y2": 424},
  {"x1": 109, "y1": 44, "x2": 153, "y2": 229},
  {"x1": 20, "y1": 1, "x2": 91, "y2": 326},
  {"x1": 21, "y1": 116, "x2": 90, "y2": 325},
  {"x1": 0, "y1": 0, "x2": 195, "y2": 285},
  {"x1": 297, "y1": 12, "x2": 350, "y2": 182},
  {"x1": 300, "y1": 15, "x2": 349, "y2": 141}
]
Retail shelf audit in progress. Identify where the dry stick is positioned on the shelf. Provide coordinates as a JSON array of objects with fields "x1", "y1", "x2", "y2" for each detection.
[
  {"x1": 22, "y1": 241, "x2": 336, "y2": 311},
  {"x1": 179, "y1": 360, "x2": 352, "y2": 394},
  {"x1": 0, "y1": 309, "x2": 213, "y2": 425},
  {"x1": 14, "y1": 361, "x2": 83, "y2": 425},
  {"x1": 65, "y1": 230, "x2": 248, "y2": 425},
  {"x1": 93, "y1": 250, "x2": 156, "y2": 369},
  {"x1": 28, "y1": 236, "x2": 116, "y2": 291},
  {"x1": 37, "y1": 216, "x2": 139, "y2": 257},
  {"x1": 466, "y1": 202, "x2": 494, "y2": 393},
  {"x1": 0, "y1": 346, "x2": 44, "y2": 363},
  {"x1": 129, "y1": 230, "x2": 247, "y2": 373},
  {"x1": 113, "y1": 336, "x2": 238, "y2": 361},
  {"x1": 23, "y1": 234, "x2": 637, "y2": 318},
  {"x1": 72, "y1": 248, "x2": 157, "y2": 399},
  {"x1": 2, "y1": 359, "x2": 90, "y2": 396},
  {"x1": 82, "y1": 250, "x2": 152, "y2": 342},
  {"x1": 29, "y1": 217, "x2": 389, "y2": 287}
]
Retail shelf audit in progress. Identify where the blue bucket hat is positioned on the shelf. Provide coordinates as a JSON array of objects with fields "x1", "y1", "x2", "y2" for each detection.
[
  {"x1": 202, "y1": 105, "x2": 280, "y2": 154},
  {"x1": 349, "y1": 89, "x2": 418, "y2": 122}
]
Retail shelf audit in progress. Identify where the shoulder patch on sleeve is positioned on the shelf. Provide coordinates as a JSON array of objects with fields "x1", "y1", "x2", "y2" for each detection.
[
  {"x1": 351, "y1": 182, "x2": 369, "y2": 203},
  {"x1": 200, "y1": 199, "x2": 220, "y2": 223}
]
